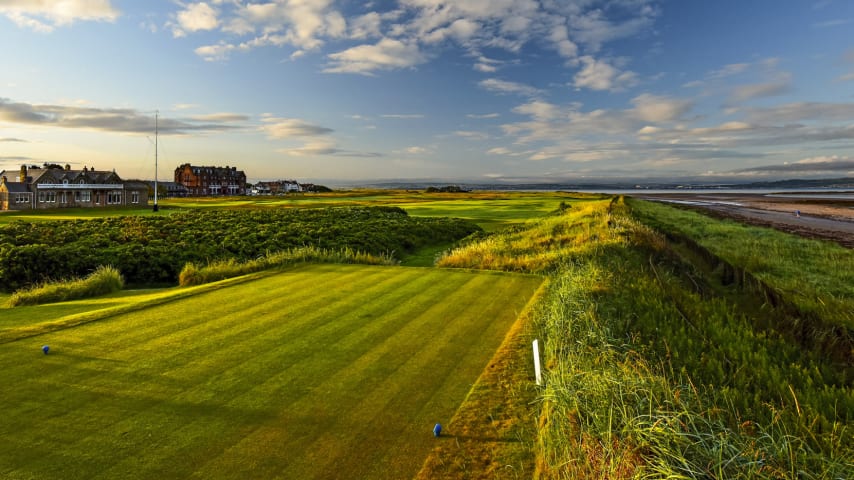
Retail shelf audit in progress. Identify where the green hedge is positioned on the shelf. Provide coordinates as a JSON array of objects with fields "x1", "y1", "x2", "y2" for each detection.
[{"x1": 0, "y1": 206, "x2": 480, "y2": 291}]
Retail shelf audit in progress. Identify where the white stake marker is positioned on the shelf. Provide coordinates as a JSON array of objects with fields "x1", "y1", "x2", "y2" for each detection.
[{"x1": 533, "y1": 339, "x2": 542, "y2": 385}]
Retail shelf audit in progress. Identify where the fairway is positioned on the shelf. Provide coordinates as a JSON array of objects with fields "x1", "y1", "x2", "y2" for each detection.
[{"x1": 0, "y1": 264, "x2": 543, "y2": 479}]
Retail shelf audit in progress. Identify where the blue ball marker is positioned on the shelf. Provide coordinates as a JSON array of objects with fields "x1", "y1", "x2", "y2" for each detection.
[
  {"x1": 42, "y1": 345, "x2": 50, "y2": 355},
  {"x1": 433, "y1": 423, "x2": 442, "y2": 437}
]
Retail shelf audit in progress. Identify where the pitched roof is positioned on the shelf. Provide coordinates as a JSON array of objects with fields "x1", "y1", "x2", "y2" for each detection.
[
  {"x1": 29, "y1": 167, "x2": 121, "y2": 184},
  {"x1": 2, "y1": 181, "x2": 30, "y2": 193}
]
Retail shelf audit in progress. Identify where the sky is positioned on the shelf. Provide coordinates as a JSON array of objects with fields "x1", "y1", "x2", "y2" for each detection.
[{"x1": 1, "y1": 0, "x2": 853, "y2": 185}]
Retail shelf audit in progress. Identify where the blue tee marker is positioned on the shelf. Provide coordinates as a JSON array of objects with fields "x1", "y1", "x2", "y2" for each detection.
[
  {"x1": 42, "y1": 345, "x2": 50, "y2": 355},
  {"x1": 433, "y1": 423, "x2": 442, "y2": 437}
]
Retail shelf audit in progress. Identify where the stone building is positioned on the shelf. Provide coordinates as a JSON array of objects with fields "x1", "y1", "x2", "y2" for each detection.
[{"x1": 0, "y1": 164, "x2": 149, "y2": 211}]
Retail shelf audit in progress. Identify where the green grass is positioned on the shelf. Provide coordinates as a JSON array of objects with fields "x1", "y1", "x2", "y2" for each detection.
[
  {"x1": 0, "y1": 264, "x2": 543, "y2": 480},
  {"x1": 8, "y1": 265, "x2": 125, "y2": 307},
  {"x1": 627, "y1": 198, "x2": 854, "y2": 327},
  {"x1": 1, "y1": 190, "x2": 588, "y2": 231}
]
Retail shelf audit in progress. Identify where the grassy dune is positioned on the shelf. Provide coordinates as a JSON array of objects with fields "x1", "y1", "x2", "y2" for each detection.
[{"x1": 0, "y1": 264, "x2": 542, "y2": 480}]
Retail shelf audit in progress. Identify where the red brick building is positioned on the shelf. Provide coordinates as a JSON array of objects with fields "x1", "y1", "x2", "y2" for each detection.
[{"x1": 174, "y1": 164, "x2": 247, "y2": 196}]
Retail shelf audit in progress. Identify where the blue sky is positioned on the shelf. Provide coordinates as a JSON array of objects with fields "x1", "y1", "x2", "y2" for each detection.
[{"x1": 1, "y1": 0, "x2": 853, "y2": 185}]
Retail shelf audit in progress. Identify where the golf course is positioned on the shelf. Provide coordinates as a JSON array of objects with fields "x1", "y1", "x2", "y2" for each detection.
[
  {"x1": 0, "y1": 264, "x2": 543, "y2": 479},
  {"x1": 1, "y1": 190, "x2": 851, "y2": 479}
]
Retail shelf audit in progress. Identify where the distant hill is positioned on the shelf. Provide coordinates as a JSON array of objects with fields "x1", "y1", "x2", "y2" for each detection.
[{"x1": 737, "y1": 178, "x2": 854, "y2": 189}]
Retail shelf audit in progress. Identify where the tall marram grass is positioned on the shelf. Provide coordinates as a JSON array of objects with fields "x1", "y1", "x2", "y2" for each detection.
[
  {"x1": 439, "y1": 196, "x2": 852, "y2": 478},
  {"x1": 535, "y1": 255, "x2": 851, "y2": 479},
  {"x1": 437, "y1": 198, "x2": 629, "y2": 272},
  {"x1": 179, "y1": 246, "x2": 396, "y2": 286},
  {"x1": 8, "y1": 265, "x2": 124, "y2": 307}
]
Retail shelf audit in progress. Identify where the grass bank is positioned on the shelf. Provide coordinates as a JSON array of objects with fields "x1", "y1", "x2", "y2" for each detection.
[{"x1": 436, "y1": 196, "x2": 852, "y2": 478}]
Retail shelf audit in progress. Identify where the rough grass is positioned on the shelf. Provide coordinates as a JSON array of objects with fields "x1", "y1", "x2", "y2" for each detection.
[
  {"x1": 0, "y1": 264, "x2": 543, "y2": 480},
  {"x1": 627, "y1": 198, "x2": 854, "y2": 326},
  {"x1": 8, "y1": 265, "x2": 124, "y2": 307},
  {"x1": 178, "y1": 246, "x2": 396, "y2": 286},
  {"x1": 438, "y1": 195, "x2": 852, "y2": 478},
  {"x1": 437, "y1": 198, "x2": 629, "y2": 273}
]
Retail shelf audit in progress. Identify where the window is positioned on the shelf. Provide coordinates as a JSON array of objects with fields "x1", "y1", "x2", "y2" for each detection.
[
  {"x1": 107, "y1": 191, "x2": 122, "y2": 204},
  {"x1": 16, "y1": 194, "x2": 28, "y2": 204},
  {"x1": 131, "y1": 191, "x2": 139, "y2": 204},
  {"x1": 38, "y1": 192, "x2": 45, "y2": 202},
  {"x1": 60, "y1": 192, "x2": 68, "y2": 204},
  {"x1": 80, "y1": 190, "x2": 91, "y2": 202}
]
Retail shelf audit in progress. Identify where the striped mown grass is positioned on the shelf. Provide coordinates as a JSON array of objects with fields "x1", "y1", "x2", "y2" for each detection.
[{"x1": 0, "y1": 264, "x2": 543, "y2": 480}]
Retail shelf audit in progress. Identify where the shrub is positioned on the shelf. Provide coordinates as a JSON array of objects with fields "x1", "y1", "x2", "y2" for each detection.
[{"x1": 8, "y1": 265, "x2": 124, "y2": 307}]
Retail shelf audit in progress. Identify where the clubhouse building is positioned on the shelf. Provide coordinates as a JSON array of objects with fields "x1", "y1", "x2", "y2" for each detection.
[{"x1": 0, "y1": 164, "x2": 149, "y2": 211}]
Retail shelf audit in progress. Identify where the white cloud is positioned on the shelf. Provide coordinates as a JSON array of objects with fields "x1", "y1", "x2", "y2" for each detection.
[
  {"x1": 0, "y1": 97, "x2": 243, "y2": 134},
  {"x1": 454, "y1": 130, "x2": 489, "y2": 140},
  {"x1": 261, "y1": 117, "x2": 334, "y2": 139},
  {"x1": 512, "y1": 100, "x2": 559, "y2": 121},
  {"x1": 630, "y1": 94, "x2": 693, "y2": 123},
  {"x1": 404, "y1": 146, "x2": 429, "y2": 154},
  {"x1": 423, "y1": 18, "x2": 480, "y2": 44},
  {"x1": 349, "y1": 12, "x2": 382, "y2": 39},
  {"x1": 381, "y1": 113, "x2": 424, "y2": 119},
  {"x1": 278, "y1": 140, "x2": 339, "y2": 156},
  {"x1": 189, "y1": 113, "x2": 249, "y2": 122},
  {"x1": 836, "y1": 72, "x2": 854, "y2": 82},
  {"x1": 745, "y1": 101, "x2": 854, "y2": 123},
  {"x1": 0, "y1": 0, "x2": 118, "y2": 32},
  {"x1": 568, "y1": 5, "x2": 658, "y2": 52},
  {"x1": 709, "y1": 63, "x2": 750, "y2": 79},
  {"x1": 173, "y1": 2, "x2": 219, "y2": 37},
  {"x1": 467, "y1": 113, "x2": 499, "y2": 119},
  {"x1": 169, "y1": 0, "x2": 661, "y2": 79},
  {"x1": 729, "y1": 78, "x2": 791, "y2": 103},
  {"x1": 573, "y1": 56, "x2": 637, "y2": 91},
  {"x1": 195, "y1": 42, "x2": 235, "y2": 62},
  {"x1": 324, "y1": 38, "x2": 427, "y2": 75},
  {"x1": 547, "y1": 24, "x2": 578, "y2": 59},
  {"x1": 478, "y1": 78, "x2": 542, "y2": 97}
]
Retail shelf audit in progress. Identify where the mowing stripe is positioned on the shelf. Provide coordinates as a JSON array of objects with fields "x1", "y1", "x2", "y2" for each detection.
[{"x1": 0, "y1": 265, "x2": 542, "y2": 480}]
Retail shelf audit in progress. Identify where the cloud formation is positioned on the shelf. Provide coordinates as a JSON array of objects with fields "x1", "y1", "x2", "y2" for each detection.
[
  {"x1": 0, "y1": 0, "x2": 118, "y2": 32},
  {"x1": 171, "y1": 2, "x2": 219, "y2": 37},
  {"x1": 0, "y1": 97, "x2": 245, "y2": 134},
  {"x1": 573, "y1": 56, "x2": 637, "y2": 91},
  {"x1": 478, "y1": 78, "x2": 542, "y2": 97},
  {"x1": 261, "y1": 117, "x2": 334, "y2": 139},
  {"x1": 185, "y1": 0, "x2": 659, "y2": 90},
  {"x1": 324, "y1": 38, "x2": 427, "y2": 74}
]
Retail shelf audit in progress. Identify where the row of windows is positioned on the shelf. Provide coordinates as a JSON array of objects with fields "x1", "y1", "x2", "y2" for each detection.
[{"x1": 34, "y1": 191, "x2": 140, "y2": 204}]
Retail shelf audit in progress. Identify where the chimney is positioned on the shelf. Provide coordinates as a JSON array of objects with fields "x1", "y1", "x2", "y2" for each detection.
[
  {"x1": 19, "y1": 165, "x2": 27, "y2": 182},
  {"x1": 65, "y1": 164, "x2": 71, "y2": 171}
]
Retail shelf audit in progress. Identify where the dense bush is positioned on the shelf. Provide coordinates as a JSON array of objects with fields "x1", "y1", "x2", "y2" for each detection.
[
  {"x1": 0, "y1": 206, "x2": 480, "y2": 291},
  {"x1": 8, "y1": 265, "x2": 124, "y2": 306}
]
